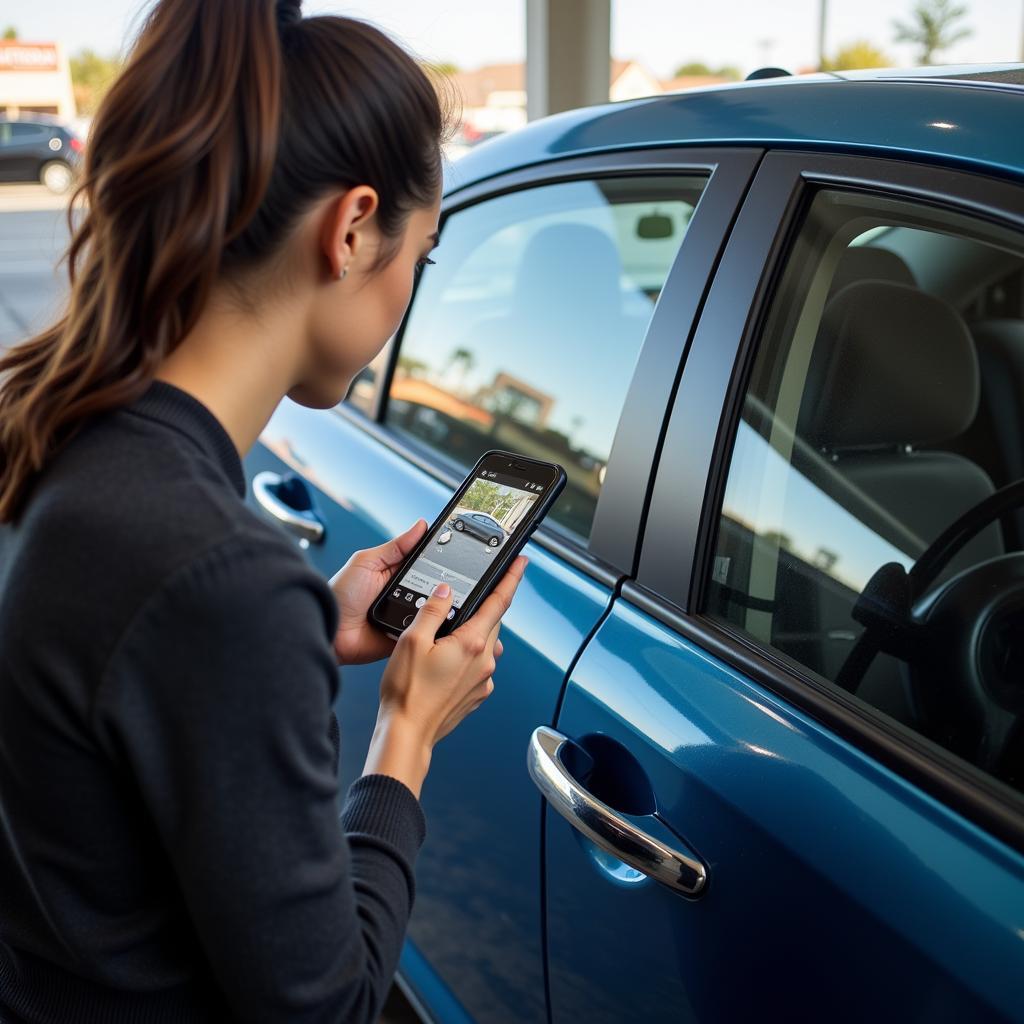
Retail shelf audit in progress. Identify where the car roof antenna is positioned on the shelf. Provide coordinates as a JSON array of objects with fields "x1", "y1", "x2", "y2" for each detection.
[{"x1": 745, "y1": 67, "x2": 793, "y2": 81}]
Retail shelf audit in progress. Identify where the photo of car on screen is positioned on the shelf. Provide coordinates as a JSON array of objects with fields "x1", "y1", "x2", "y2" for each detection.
[{"x1": 395, "y1": 477, "x2": 539, "y2": 610}]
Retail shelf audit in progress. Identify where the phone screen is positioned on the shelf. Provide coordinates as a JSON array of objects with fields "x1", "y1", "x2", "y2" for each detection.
[{"x1": 384, "y1": 466, "x2": 549, "y2": 620}]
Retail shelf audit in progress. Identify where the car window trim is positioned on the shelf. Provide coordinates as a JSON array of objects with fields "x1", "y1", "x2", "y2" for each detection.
[
  {"x1": 641, "y1": 150, "x2": 1024, "y2": 608},
  {"x1": 637, "y1": 149, "x2": 1024, "y2": 850},
  {"x1": 354, "y1": 146, "x2": 763, "y2": 579}
]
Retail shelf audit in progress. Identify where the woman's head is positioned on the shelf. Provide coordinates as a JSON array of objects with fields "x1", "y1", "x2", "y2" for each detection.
[{"x1": 0, "y1": 0, "x2": 454, "y2": 520}]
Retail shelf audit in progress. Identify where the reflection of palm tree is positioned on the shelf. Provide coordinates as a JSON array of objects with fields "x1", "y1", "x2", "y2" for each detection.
[
  {"x1": 443, "y1": 347, "x2": 475, "y2": 395},
  {"x1": 398, "y1": 354, "x2": 428, "y2": 377}
]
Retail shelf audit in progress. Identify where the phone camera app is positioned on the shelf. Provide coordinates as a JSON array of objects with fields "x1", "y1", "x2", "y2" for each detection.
[{"x1": 397, "y1": 475, "x2": 540, "y2": 608}]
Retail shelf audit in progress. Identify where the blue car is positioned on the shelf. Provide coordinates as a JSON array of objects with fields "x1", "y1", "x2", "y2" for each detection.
[
  {"x1": 450, "y1": 511, "x2": 506, "y2": 546},
  {"x1": 247, "y1": 65, "x2": 1024, "y2": 1023}
]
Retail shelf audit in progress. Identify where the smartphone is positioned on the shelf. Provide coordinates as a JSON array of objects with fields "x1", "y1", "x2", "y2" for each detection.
[{"x1": 369, "y1": 450, "x2": 566, "y2": 639}]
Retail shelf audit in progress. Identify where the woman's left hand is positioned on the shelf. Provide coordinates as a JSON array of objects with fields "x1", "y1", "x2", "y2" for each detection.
[
  {"x1": 330, "y1": 519, "x2": 508, "y2": 665},
  {"x1": 330, "y1": 519, "x2": 427, "y2": 665}
]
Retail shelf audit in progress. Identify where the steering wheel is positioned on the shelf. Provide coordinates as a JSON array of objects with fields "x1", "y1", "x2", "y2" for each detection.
[{"x1": 836, "y1": 479, "x2": 1024, "y2": 782}]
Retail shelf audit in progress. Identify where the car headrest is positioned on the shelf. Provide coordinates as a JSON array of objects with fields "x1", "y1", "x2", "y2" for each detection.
[
  {"x1": 827, "y1": 246, "x2": 915, "y2": 299},
  {"x1": 514, "y1": 224, "x2": 623, "y2": 322},
  {"x1": 805, "y1": 281, "x2": 980, "y2": 450}
]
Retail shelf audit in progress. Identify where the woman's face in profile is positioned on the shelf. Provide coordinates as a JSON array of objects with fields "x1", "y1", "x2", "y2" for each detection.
[{"x1": 293, "y1": 190, "x2": 442, "y2": 410}]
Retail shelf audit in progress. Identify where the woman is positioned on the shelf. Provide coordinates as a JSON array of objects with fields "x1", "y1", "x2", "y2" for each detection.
[{"x1": 0, "y1": 2, "x2": 522, "y2": 1021}]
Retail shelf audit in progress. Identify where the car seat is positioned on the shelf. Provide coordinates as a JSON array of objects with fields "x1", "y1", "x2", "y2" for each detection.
[
  {"x1": 792, "y1": 280, "x2": 1002, "y2": 714},
  {"x1": 967, "y1": 319, "x2": 1024, "y2": 545}
]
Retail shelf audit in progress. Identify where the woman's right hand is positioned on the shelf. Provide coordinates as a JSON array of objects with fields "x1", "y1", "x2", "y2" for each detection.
[{"x1": 361, "y1": 555, "x2": 528, "y2": 797}]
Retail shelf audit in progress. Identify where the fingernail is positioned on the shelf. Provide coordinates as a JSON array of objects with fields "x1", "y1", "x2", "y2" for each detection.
[{"x1": 433, "y1": 583, "x2": 450, "y2": 597}]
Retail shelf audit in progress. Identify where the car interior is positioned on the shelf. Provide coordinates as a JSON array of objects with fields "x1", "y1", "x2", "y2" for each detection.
[{"x1": 710, "y1": 190, "x2": 1024, "y2": 792}]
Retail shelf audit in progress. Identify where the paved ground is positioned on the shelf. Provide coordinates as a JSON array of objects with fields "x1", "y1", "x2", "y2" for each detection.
[
  {"x1": 0, "y1": 186, "x2": 70, "y2": 351},
  {"x1": 431, "y1": 523, "x2": 504, "y2": 580}
]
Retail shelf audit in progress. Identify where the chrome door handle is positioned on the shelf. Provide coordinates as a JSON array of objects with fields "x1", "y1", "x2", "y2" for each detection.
[
  {"x1": 252, "y1": 471, "x2": 325, "y2": 545},
  {"x1": 527, "y1": 726, "x2": 708, "y2": 897}
]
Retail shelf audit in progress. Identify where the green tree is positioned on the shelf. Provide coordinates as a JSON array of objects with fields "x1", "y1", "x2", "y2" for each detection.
[
  {"x1": 672, "y1": 60, "x2": 740, "y2": 81},
  {"x1": 2, "y1": 26, "x2": 17, "y2": 39},
  {"x1": 673, "y1": 60, "x2": 712, "y2": 76},
  {"x1": 822, "y1": 40, "x2": 892, "y2": 70},
  {"x1": 69, "y1": 48, "x2": 121, "y2": 115},
  {"x1": 460, "y1": 479, "x2": 502, "y2": 512},
  {"x1": 423, "y1": 60, "x2": 459, "y2": 76},
  {"x1": 892, "y1": 0, "x2": 972, "y2": 65}
]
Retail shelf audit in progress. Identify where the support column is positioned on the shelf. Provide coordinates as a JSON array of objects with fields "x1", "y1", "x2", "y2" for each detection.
[{"x1": 526, "y1": 0, "x2": 611, "y2": 121}]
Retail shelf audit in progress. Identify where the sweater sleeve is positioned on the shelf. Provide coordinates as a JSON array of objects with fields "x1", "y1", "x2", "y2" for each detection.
[{"x1": 92, "y1": 532, "x2": 426, "y2": 1024}]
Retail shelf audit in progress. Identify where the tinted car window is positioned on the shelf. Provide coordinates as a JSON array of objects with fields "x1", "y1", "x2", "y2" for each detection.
[
  {"x1": 10, "y1": 123, "x2": 47, "y2": 139},
  {"x1": 379, "y1": 175, "x2": 706, "y2": 539},
  {"x1": 706, "y1": 188, "x2": 1024, "y2": 794}
]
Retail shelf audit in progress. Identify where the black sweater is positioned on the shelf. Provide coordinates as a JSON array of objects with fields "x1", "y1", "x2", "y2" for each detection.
[{"x1": 0, "y1": 381, "x2": 426, "y2": 1023}]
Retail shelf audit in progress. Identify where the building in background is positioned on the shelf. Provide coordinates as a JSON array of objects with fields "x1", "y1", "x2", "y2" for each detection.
[
  {"x1": 449, "y1": 58, "x2": 729, "y2": 146},
  {"x1": 0, "y1": 41, "x2": 76, "y2": 121}
]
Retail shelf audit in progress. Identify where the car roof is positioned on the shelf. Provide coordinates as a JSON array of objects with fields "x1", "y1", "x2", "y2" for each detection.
[
  {"x1": 444, "y1": 64, "x2": 1024, "y2": 194},
  {"x1": 0, "y1": 113, "x2": 66, "y2": 129}
]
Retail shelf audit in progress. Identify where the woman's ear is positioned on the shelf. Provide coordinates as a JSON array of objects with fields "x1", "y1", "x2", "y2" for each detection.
[{"x1": 319, "y1": 186, "x2": 380, "y2": 279}]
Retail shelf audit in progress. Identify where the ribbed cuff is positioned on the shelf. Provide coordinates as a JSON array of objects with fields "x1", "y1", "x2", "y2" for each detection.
[{"x1": 341, "y1": 774, "x2": 427, "y2": 864}]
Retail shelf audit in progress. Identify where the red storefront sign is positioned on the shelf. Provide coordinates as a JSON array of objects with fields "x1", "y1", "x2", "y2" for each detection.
[{"x1": 0, "y1": 43, "x2": 59, "y2": 72}]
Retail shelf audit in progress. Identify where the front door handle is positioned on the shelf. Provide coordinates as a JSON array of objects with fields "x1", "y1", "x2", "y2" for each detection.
[
  {"x1": 528, "y1": 726, "x2": 708, "y2": 897},
  {"x1": 252, "y1": 471, "x2": 326, "y2": 545}
]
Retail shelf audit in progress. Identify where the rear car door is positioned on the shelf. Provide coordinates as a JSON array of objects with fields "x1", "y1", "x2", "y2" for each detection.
[
  {"x1": 541, "y1": 152, "x2": 1024, "y2": 1023},
  {"x1": 243, "y1": 149, "x2": 758, "y2": 1022}
]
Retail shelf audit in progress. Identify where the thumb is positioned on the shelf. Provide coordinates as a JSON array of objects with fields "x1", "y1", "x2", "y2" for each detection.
[{"x1": 409, "y1": 582, "x2": 453, "y2": 640}]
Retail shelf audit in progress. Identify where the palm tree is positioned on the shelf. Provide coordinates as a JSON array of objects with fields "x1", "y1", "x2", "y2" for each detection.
[
  {"x1": 442, "y1": 347, "x2": 475, "y2": 394},
  {"x1": 893, "y1": 0, "x2": 972, "y2": 65}
]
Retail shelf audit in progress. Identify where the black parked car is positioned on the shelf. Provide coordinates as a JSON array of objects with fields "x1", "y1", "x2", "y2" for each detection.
[{"x1": 0, "y1": 116, "x2": 82, "y2": 193}]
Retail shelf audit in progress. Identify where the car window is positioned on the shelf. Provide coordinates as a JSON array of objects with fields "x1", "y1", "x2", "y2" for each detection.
[
  {"x1": 374, "y1": 174, "x2": 706, "y2": 539},
  {"x1": 706, "y1": 188, "x2": 1024, "y2": 796},
  {"x1": 10, "y1": 123, "x2": 46, "y2": 139}
]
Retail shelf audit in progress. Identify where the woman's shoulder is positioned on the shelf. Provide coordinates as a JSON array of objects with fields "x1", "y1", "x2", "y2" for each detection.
[{"x1": 4, "y1": 409, "x2": 335, "y2": 676}]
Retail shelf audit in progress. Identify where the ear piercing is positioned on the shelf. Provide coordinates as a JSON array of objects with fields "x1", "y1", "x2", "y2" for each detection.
[{"x1": 339, "y1": 264, "x2": 349, "y2": 281}]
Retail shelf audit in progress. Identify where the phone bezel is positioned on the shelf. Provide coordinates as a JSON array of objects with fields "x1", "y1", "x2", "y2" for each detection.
[{"x1": 368, "y1": 450, "x2": 566, "y2": 638}]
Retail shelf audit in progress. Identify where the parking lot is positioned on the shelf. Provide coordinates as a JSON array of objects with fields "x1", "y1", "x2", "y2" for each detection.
[
  {"x1": 0, "y1": 186, "x2": 70, "y2": 351},
  {"x1": 420, "y1": 521, "x2": 502, "y2": 586}
]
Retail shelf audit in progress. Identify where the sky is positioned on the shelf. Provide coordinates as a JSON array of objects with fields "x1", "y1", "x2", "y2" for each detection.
[{"x1": 4, "y1": 0, "x2": 1022, "y2": 76}]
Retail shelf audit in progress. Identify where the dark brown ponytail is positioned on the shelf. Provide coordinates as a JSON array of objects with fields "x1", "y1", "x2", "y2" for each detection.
[{"x1": 0, "y1": 0, "x2": 454, "y2": 522}]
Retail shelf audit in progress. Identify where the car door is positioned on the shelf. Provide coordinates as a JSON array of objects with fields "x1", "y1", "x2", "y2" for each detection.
[
  {"x1": 0, "y1": 122, "x2": 16, "y2": 181},
  {"x1": 2, "y1": 123, "x2": 47, "y2": 181},
  {"x1": 243, "y1": 147, "x2": 758, "y2": 1023},
  {"x1": 540, "y1": 152, "x2": 1024, "y2": 1023}
]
